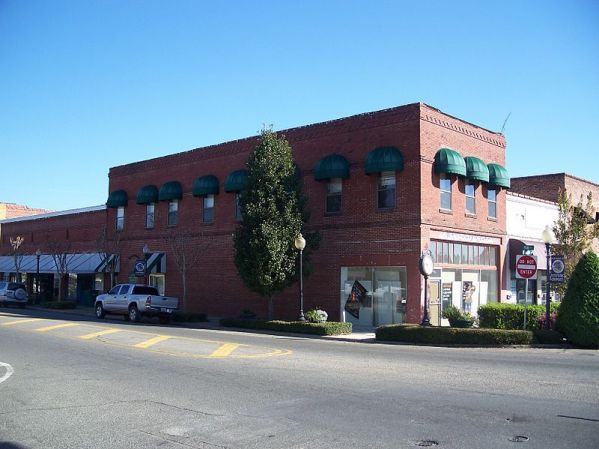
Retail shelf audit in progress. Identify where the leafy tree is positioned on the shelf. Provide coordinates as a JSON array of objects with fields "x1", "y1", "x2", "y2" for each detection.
[
  {"x1": 553, "y1": 190, "x2": 599, "y2": 292},
  {"x1": 233, "y1": 128, "x2": 316, "y2": 319},
  {"x1": 556, "y1": 251, "x2": 599, "y2": 348}
]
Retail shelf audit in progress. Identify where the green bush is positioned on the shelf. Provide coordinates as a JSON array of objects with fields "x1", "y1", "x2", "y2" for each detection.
[
  {"x1": 304, "y1": 308, "x2": 328, "y2": 323},
  {"x1": 172, "y1": 312, "x2": 208, "y2": 322},
  {"x1": 532, "y1": 329, "x2": 566, "y2": 345},
  {"x1": 478, "y1": 303, "x2": 560, "y2": 331},
  {"x1": 556, "y1": 251, "x2": 599, "y2": 348},
  {"x1": 40, "y1": 300, "x2": 77, "y2": 309},
  {"x1": 220, "y1": 318, "x2": 352, "y2": 336},
  {"x1": 376, "y1": 324, "x2": 533, "y2": 346},
  {"x1": 442, "y1": 305, "x2": 471, "y2": 321}
]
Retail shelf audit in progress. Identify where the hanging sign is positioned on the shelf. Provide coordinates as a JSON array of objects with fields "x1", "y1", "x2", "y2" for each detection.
[
  {"x1": 345, "y1": 280, "x2": 367, "y2": 319},
  {"x1": 134, "y1": 260, "x2": 146, "y2": 277},
  {"x1": 549, "y1": 255, "x2": 565, "y2": 283}
]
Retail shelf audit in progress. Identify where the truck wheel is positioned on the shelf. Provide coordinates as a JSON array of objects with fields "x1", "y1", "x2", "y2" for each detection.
[
  {"x1": 95, "y1": 303, "x2": 105, "y2": 319},
  {"x1": 128, "y1": 305, "x2": 141, "y2": 323}
]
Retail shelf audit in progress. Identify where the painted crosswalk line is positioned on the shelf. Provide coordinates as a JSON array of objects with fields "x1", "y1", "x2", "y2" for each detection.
[
  {"x1": 35, "y1": 323, "x2": 80, "y2": 332},
  {"x1": 1, "y1": 318, "x2": 43, "y2": 326},
  {"x1": 208, "y1": 343, "x2": 241, "y2": 358},
  {"x1": 133, "y1": 335, "x2": 172, "y2": 349},
  {"x1": 79, "y1": 328, "x2": 123, "y2": 340}
]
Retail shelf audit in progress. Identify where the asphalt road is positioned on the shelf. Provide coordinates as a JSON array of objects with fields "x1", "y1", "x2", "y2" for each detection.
[{"x1": 1, "y1": 308, "x2": 598, "y2": 449}]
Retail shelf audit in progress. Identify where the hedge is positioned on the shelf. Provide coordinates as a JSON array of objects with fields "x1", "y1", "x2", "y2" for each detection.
[
  {"x1": 376, "y1": 324, "x2": 533, "y2": 346},
  {"x1": 220, "y1": 318, "x2": 352, "y2": 336},
  {"x1": 40, "y1": 300, "x2": 77, "y2": 309},
  {"x1": 478, "y1": 303, "x2": 560, "y2": 331}
]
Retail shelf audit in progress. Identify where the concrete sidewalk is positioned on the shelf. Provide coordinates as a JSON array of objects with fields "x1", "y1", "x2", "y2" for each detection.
[{"x1": 21, "y1": 305, "x2": 377, "y2": 343}]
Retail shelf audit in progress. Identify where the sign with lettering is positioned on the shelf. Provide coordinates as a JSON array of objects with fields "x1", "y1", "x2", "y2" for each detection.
[
  {"x1": 549, "y1": 255, "x2": 565, "y2": 283},
  {"x1": 134, "y1": 260, "x2": 146, "y2": 277},
  {"x1": 516, "y1": 255, "x2": 537, "y2": 279}
]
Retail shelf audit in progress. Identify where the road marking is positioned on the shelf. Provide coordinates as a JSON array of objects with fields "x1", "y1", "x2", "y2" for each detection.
[
  {"x1": 1, "y1": 318, "x2": 43, "y2": 326},
  {"x1": 208, "y1": 343, "x2": 241, "y2": 358},
  {"x1": 35, "y1": 323, "x2": 79, "y2": 332},
  {"x1": 0, "y1": 362, "x2": 14, "y2": 384},
  {"x1": 133, "y1": 335, "x2": 171, "y2": 349},
  {"x1": 79, "y1": 328, "x2": 122, "y2": 340}
]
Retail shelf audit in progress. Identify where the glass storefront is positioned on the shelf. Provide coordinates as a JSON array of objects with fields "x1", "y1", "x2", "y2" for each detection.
[{"x1": 340, "y1": 266, "x2": 407, "y2": 326}]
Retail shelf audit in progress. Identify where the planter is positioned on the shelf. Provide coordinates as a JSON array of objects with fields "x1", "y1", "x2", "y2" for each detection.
[{"x1": 449, "y1": 319, "x2": 474, "y2": 328}]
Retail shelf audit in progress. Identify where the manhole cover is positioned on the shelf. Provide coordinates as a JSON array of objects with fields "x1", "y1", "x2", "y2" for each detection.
[
  {"x1": 508, "y1": 435, "x2": 529, "y2": 443},
  {"x1": 415, "y1": 441, "x2": 439, "y2": 447}
]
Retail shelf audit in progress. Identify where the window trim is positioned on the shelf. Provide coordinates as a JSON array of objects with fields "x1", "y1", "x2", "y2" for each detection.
[
  {"x1": 377, "y1": 171, "x2": 396, "y2": 210},
  {"x1": 167, "y1": 199, "x2": 178, "y2": 226},
  {"x1": 116, "y1": 206, "x2": 125, "y2": 231},
  {"x1": 465, "y1": 180, "x2": 476, "y2": 215},
  {"x1": 439, "y1": 173, "x2": 452, "y2": 211}
]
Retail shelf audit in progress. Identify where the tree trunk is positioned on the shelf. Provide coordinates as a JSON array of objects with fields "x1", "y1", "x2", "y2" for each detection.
[
  {"x1": 268, "y1": 295, "x2": 274, "y2": 320},
  {"x1": 182, "y1": 270, "x2": 187, "y2": 312}
]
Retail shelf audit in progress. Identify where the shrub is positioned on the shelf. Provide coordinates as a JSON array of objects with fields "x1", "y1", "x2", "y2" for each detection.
[
  {"x1": 220, "y1": 318, "x2": 352, "y2": 336},
  {"x1": 172, "y1": 312, "x2": 208, "y2": 322},
  {"x1": 376, "y1": 324, "x2": 533, "y2": 346},
  {"x1": 442, "y1": 305, "x2": 473, "y2": 327},
  {"x1": 556, "y1": 251, "x2": 599, "y2": 348},
  {"x1": 41, "y1": 300, "x2": 77, "y2": 309},
  {"x1": 478, "y1": 303, "x2": 560, "y2": 331},
  {"x1": 304, "y1": 308, "x2": 328, "y2": 323},
  {"x1": 532, "y1": 329, "x2": 566, "y2": 345}
]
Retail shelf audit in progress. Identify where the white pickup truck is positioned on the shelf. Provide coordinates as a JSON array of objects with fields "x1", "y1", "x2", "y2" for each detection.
[{"x1": 94, "y1": 284, "x2": 178, "y2": 324}]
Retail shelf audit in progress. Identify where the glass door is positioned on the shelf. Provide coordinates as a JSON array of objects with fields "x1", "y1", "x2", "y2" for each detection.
[{"x1": 429, "y1": 280, "x2": 441, "y2": 326}]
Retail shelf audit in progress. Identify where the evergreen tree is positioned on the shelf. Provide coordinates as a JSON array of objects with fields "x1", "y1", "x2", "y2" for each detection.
[
  {"x1": 556, "y1": 251, "x2": 599, "y2": 348},
  {"x1": 553, "y1": 190, "x2": 599, "y2": 293},
  {"x1": 234, "y1": 129, "x2": 315, "y2": 319}
]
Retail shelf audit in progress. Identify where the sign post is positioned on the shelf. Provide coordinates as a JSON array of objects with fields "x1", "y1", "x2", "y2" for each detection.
[{"x1": 516, "y1": 255, "x2": 538, "y2": 329}]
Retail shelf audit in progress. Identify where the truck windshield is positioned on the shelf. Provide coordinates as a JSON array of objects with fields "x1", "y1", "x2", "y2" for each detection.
[{"x1": 132, "y1": 286, "x2": 160, "y2": 296}]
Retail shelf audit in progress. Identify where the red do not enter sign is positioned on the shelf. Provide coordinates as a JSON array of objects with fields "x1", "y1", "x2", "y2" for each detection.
[{"x1": 516, "y1": 255, "x2": 538, "y2": 279}]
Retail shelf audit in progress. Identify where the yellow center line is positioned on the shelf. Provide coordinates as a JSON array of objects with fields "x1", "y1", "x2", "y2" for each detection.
[
  {"x1": 2, "y1": 318, "x2": 43, "y2": 326},
  {"x1": 35, "y1": 323, "x2": 79, "y2": 332},
  {"x1": 133, "y1": 335, "x2": 172, "y2": 349},
  {"x1": 208, "y1": 343, "x2": 241, "y2": 358},
  {"x1": 79, "y1": 328, "x2": 122, "y2": 340}
]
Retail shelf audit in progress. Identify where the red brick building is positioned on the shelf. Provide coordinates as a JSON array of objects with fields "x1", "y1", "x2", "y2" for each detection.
[{"x1": 1, "y1": 103, "x2": 510, "y2": 325}]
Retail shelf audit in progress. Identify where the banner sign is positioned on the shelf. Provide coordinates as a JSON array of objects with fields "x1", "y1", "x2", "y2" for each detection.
[
  {"x1": 134, "y1": 260, "x2": 146, "y2": 277},
  {"x1": 549, "y1": 255, "x2": 565, "y2": 283},
  {"x1": 345, "y1": 280, "x2": 367, "y2": 319}
]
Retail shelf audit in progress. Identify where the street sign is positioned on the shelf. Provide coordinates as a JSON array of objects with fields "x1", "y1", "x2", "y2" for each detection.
[
  {"x1": 516, "y1": 255, "x2": 538, "y2": 279},
  {"x1": 134, "y1": 260, "x2": 146, "y2": 277},
  {"x1": 549, "y1": 255, "x2": 565, "y2": 283},
  {"x1": 522, "y1": 244, "x2": 534, "y2": 255}
]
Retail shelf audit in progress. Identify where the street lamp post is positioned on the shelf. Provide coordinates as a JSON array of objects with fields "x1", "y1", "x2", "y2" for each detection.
[
  {"x1": 294, "y1": 233, "x2": 306, "y2": 321},
  {"x1": 541, "y1": 225, "x2": 555, "y2": 330},
  {"x1": 419, "y1": 250, "x2": 434, "y2": 327},
  {"x1": 35, "y1": 249, "x2": 42, "y2": 304},
  {"x1": 142, "y1": 244, "x2": 150, "y2": 285}
]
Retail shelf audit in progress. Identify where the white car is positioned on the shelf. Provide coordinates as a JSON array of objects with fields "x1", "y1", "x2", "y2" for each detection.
[{"x1": 0, "y1": 282, "x2": 28, "y2": 308}]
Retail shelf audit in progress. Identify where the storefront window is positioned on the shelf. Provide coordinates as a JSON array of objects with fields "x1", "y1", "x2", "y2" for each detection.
[
  {"x1": 149, "y1": 274, "x2": 165, "y2": 295},
  {"x1": 377, "y1": 171, "x2": 396, "y2": 209},
  {"x1": 440, "y1": 173, "x2": 452, "y2": 210}
]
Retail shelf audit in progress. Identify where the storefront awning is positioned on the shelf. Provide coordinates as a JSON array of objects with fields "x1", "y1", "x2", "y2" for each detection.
[
  {"x1": 192, "y1": 175, "x2": 219, "y2": 197},
  {"x1": 106, "y1": 189, "x2": 128, "y2": 208},
  {"x1": 364, "y1": 146, "x2": 404, "y2": 174},
  {"x1": 464, "y1": 156, "x2": 489, "y2": 183},
  {"x1": 145, "y1": 252, "x2": 166, "y2": 273},
  {"x1": 94, "y1": 254, "x2": 120, "y2": 273},
  {"x1": 508, "y1": 239, "x2": 548, "y2": 271},
  {"x1": 136, "y1": 185, "x2": 159, "y2": 204},
  {"x1": 488, "y1": 163, "x2": 510, "y2": 189},
  {"x1": 159, "y1": 181, "x2": 183, "y2": 201},
  {"x1": 434, "y1": 148, "x2": 466, "y2": 177},
  {"x1": 0, "y1": 253, "x2": 119, "y2": 274},
  {"x1": 224, "y1": 170, "x2": 248, "y2": 192},
  {"x1": 314, "y1": 154, "x2": 350, "y2": 181}
]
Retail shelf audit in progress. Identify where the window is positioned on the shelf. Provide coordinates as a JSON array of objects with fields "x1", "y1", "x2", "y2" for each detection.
[
  {"x1": 146, "y1": 203, "x2": 155, "y2": 229},
  {"x1": 149, "y1": 274, "x2": 165, "y2": 295},
  {"x1": 465, "y1": 181, "x2": 476, "y2": 214},
  {"x1": 378, "y1": 171, "x2": 396, "y2": 209},
  {"x1": 440, "y1": 173, "x2": 452, "y2": 210},
  {"x1": 487, "y1": 188, "x2": 497, "y2": 219},
  {"x1": 235, "y1": 193, "x2": 242, "y2": 221},
  {"x1": 168, "y1": 200, "x2": 178, "y2": 226},
  {"x1": 326, "y1": 178, "x2": 342, "y2": 214},
  {"x1": 203, "y1": 195, "x2": 214, "y2": 223},
  {"x1": 116, "y1": 206, "x2": 125, "y2": 230}
]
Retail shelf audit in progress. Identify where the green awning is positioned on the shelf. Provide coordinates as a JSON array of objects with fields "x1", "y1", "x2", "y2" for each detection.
[
  {"x1": 464, "y1": 156, "x2": 489, "y2": 182},
  {"x1": 136, "y1": 185, "x2": 159, "y2": 204},
  {"x1": 314, "y1": 154, "x2": 350, "y2": 181},
  {"x1": 224, "y1": 170, "x2": 248, "y2": 192},
  {"x1": 364, "y1": 146, "x2": 404, "y2": 174},
  {"x1": 158, "y1": 181, "x2": 183, "y2": 201},
  {"x1": 106, "y1": 190, "x2": 128, "y2": 208},
  {"x1": 434, "y1": 148, "x2": 466, "y2": 177},
  {"x1": 487, "y1": 163, "x2": 510, "y2": 188},
  {"x1": 193, "y1": 175, "x2": 219, "y2": 197}
]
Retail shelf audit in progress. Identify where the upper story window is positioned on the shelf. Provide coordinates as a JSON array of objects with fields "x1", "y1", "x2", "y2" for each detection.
[
  {"x1": 116, "y1": 207, "x2": 125, "y2": 231},
  {"x1": 146, "y1": 203, "x2": 155, "y2": 229},
  {"x1": 440, "y1": 174, "x2": 452, "y2": 211},
  {"x1": 465, "y1": 181, "x2": 476, "y2": 215},
  {"x1": 378, "y1": 171, "x2": 396, "y2": 209},
  {"x1": 203, "y1": 195, "x2": 214, "y2": 223},
  {"x1": 326, "y1": 178, "x2": 342, "y2": 214},
  {"x1": 235, "y1": 193, "x2": 243, "y2": 222},
  {"x1": 487, "y1": 188, "x2": 497, "y2": 219},
  {"x1": 168, "y1": 200, "x2": 178, "y2": 226}
]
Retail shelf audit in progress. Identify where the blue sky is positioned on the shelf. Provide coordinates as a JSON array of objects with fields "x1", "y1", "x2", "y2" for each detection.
[{"x1": 1, "y1": 0, "x2": 598, "y2": 211}]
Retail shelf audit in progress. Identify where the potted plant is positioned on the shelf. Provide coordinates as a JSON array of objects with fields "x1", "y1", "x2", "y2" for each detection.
[{"x1": 442, "y1": 305, "x2": 474, "y2": 328}]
